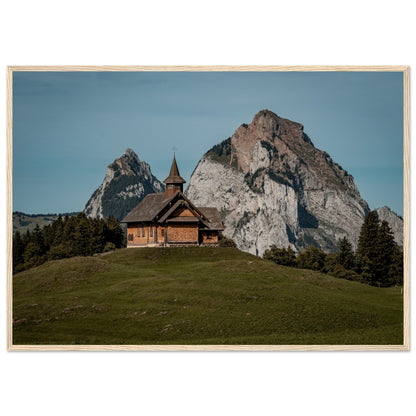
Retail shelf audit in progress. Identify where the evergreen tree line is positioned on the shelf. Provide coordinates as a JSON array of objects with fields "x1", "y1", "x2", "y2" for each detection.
[
  {"x1": 263, "y1": 211, "x2": 403, "y2": 287},
  {"x1": 13, "y1": 213, "x2": 125, "y2": 274}
]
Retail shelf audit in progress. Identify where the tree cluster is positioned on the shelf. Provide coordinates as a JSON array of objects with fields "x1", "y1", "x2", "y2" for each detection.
[
  {"x1": 355, "y1": 211, "x2": 403, "y2": 286},
  {"x1": 13, "y1": 213, "x2": 125, "y2": 274},
  {"x1": 263, "y1": 211, "x2": 403, "y2": 287}
]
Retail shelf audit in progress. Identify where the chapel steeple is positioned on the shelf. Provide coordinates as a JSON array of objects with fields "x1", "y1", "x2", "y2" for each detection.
[{"x1": 163, "y1": 155, "x2": 186, "y2": 198}]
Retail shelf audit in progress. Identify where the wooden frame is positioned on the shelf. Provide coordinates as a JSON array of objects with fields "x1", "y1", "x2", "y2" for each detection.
[{"x1": 7, "y1": 65, "x2": 410, "y2": 351}]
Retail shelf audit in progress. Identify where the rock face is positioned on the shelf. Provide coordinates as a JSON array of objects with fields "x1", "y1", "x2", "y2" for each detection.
[
  {"x1": 186, "y1": 110, "x2": 370, "y2": 256},
  {"x1": 376, "y1": 206, "x2": 403, "y2": 247},
  {"x1": 84, "y1": 149, "x2": 164, "y2": 220}
]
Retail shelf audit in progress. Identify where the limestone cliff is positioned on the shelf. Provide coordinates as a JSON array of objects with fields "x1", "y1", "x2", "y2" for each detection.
[
  {"x1": 186, "y1": 110, "x2": 370, "y2": 255},
  {"x1": 84, "y1": 149, "x2": 164, "y2": 220},
  {"x1": 376, "y1": 206, "x2": 403, "y2": 247}
]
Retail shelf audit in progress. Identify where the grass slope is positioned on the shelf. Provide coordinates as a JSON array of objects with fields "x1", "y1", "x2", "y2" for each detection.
[{"x1": 13, "y1": 247, "x2": 403, "y2": 345}]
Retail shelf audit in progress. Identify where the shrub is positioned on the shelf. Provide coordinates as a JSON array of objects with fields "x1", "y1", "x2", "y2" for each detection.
[
  {"x1": 103, "y1": 242, "x2": 116, "y2": 252},
  {"x1": 332, "y1": 264, "x2": 362, "y2": 282},
  {"x1": 219, "y1": 233, "x2": 237, "y2": 248},
  {"x1": 297, "y1": 246, "x2": 326, "y2": 271},
  {"x1": 263, "y1": 245, "x2": 297, "y2": 267},
  {"x1": 48, "y1": 244, "x2": 73, "y2": 260}
]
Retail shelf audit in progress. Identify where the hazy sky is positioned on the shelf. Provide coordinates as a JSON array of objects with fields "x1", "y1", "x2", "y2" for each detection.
[{"x1": 13, "y1": 71, "x2": 404, "y2": 216}]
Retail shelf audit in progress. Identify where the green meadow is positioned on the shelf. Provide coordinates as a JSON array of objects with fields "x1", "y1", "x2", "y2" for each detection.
[{"x1": 13, "y1": 247, "x2": 403, "y2": 345}]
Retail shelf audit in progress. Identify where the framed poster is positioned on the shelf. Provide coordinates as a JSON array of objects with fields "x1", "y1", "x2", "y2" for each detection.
[{"x1": 7, "y1": 66, "x2": 409, "y2": 351}]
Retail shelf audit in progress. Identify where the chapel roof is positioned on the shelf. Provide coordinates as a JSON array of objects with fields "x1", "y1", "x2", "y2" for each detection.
[
  {"x1": 197, "y1": 207, "x2": 224, "y2": 230},
  {"x1": 121, "y1": 193, "x2": 169, "y2": 223},
  {"x1": 163, "y1": 155, "x2": 186, "y2": 184},
  {"x1": 121, "y1": 192, "x2": 223, "y2": 231}
]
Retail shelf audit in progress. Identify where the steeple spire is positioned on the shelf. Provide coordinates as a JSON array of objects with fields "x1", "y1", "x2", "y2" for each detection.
[
  {"x1": 164, "y1": 155, "x2": 186, "y2": 198},
  {"x1": 164, "y1": 155, "x2": 186, "y2": 185}
]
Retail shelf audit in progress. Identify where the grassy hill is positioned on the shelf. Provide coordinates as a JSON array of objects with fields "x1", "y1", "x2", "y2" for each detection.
[{"x1": 13, "y1": 247, "x2": 403, "y2": 345}]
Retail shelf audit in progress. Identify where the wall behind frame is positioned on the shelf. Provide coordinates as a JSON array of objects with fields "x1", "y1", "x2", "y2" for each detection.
[{"x1": 0, "y1": 1, "x2": 415, "y2": 416}]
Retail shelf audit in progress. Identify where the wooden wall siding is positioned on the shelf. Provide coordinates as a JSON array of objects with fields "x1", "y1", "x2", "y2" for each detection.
[
  {"x1": 127, "y1": 223, "x2": 158, "y2": 245},
  {"x1": 201, "y1": 231, "x2": 219, "y2": 244},
  {"x1": 127, "y1": 223, "x2": 220, "y2": 245},
  {"x1": 127, "y1": 224, "x2": 146, "y2": 245},
  {"x1": 165, "y1": 184, "x2": 182, "y2": 199},
  {"x1": 157, "y1": 226, "x2": 165, "y2": 242},
  {"x1": 167, "y1": 223, "x2": 198, "y2": 242},
  {"x1": 173, "y1": 206, "x2": 195, "y2": 217}
]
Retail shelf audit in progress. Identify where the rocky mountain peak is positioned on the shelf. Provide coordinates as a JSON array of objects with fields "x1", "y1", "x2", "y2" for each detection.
[
  {"x1": 251, "y1": 109, "x2": 306, "y2": 144},
  {"x1": 252, "y1": 109, "x2": 281, "y2": 132},
  {"x1": 186, "y1": 110, "x2": 371, "y2": 255},
  {"x1": 212, "y1": 109, "x2": 355, "y2": 194},
  {"x1": 122, "y1": 148, "x2": 141, "y2": 163},
  {"x1": 84, "y1": 149, "x2": 164, "y2": 220},
  {"x1": 108, "y1": 148, "x2": 151, "y2": 178}
]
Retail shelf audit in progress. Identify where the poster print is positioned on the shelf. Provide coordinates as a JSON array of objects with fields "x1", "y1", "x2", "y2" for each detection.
[{"x1": 7, "y1": 66, "x2": 409, "y2": 350}]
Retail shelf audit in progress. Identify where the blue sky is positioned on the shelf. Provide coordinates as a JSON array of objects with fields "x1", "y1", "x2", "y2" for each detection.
[{"x1": 13, "y1": 71, "x2": 404, "y2": 216}]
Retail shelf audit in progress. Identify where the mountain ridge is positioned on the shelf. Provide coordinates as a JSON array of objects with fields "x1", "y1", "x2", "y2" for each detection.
[
  {"x1": 79, "y1": 111, "x2": 403, "y2": 254},
  {"x1": 186, "y1": 109, "x2": 400, "y2": 255}
]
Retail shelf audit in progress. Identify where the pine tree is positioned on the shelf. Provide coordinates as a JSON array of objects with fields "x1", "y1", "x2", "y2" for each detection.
[
  {"x1": 22, "y1": 229, "x2": 31, "y2": 247},
  {"x1": 389, "y1": 245, "x2": 403, "y2": 285},
  {"x1": 23, "y1": 242, "x2": 43, "y2": 266},
  {"x1": 62, "y1": 214, "x2": 75, "y2": 242},
  {"x1": 91, "y1": 218, "x2": 106, "y2": 253},
  {"x1": 73, "y1": 213, "x2": 91, "y2": 256},
  {"x1": 336, "y1": 237, "x2": 355, "y2": 270},
  {"x1": 105, "y1": 215, "x2": 124, "y2": 248},
  {"x1": 356, "y1": 211, "x2": 380, "y2": 281},
  {"x1": 356, "y1": 212, "x2": 403, "y2": 287},
  {"x1": 374, "y1": 220, "x2": 396, "y2": 286},
  {"x1": 42, "y1": 224, "x2": 52, "y2": 251},
  {"x1": 52, "y1": 214, "x2": 64, "y2": 245},
  {"x1": 31, "y1": 224, "x2": 47, "y2": 258},
  {"x1": 13, "y1": 231, "x2": 24, "y2": 271}
]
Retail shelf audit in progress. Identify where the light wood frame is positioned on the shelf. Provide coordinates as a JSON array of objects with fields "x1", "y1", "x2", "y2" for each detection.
[{"x1": 7, "y1": 65, "x2": 410, "y2": 351}]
